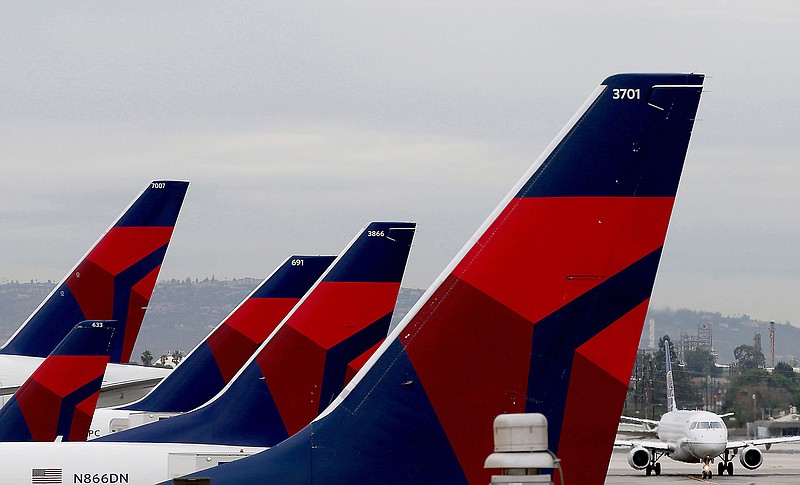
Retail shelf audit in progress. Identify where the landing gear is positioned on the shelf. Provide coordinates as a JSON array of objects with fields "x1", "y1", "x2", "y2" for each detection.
[
  {"x1": 645, "y1": 461, "x2": 662, "y2": 476},
  {"x1": 701, "y1": 458, "x2": 712, "y2": 479},
  {"x1": 718, "y1": 450, "x2": 734, "y2": 475}
]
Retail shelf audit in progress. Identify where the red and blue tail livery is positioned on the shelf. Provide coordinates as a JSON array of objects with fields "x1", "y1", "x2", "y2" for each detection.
[
  {"x1": 180, "y1": 74, "x2": 704, "y2": 484},
  {"x1": 101, "y1": 222, "x2": 416, "y2": 447},
  {"x1": 0, "y1": 320, "x2": 117, "y2": 442},
  {"x1": 1, "y1": 181, "x2": 188, "y2": 364},
  {"x1": 119, "y1": 254, "x2": 336, "y2": 413}
]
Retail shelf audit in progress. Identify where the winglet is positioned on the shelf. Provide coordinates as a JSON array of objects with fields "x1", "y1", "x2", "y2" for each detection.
[
  {"x1": 1, "y1": 180, "x2": 189, "y2": 364},
  {"x1": 0, "y1": 320, "x2": 117, "y2": 442}
]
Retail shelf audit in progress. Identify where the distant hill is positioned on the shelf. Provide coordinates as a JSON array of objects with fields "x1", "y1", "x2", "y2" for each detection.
[
  {"x1": 1, "y1": 280, "x2": 796, "y2": 365},
  {"x1": 640, "y1": 307, "x2": 800, "y2": 365}
]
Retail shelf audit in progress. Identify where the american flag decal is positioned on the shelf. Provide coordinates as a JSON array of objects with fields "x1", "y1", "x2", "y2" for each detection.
[{"x1": 32, "y1": 468, "x2": 62, "y2": 484}]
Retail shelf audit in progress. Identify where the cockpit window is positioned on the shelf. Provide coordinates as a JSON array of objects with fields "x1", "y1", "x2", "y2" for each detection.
[
  {"x1": 710, "y1": 422, "x2": 723, "y2": 429},
  {"x1": 689, "y1": 422, "x2": 697, "y2": 429},
  {"x1": 699, "y1": 422, "x2": 710, "y2": 429}
]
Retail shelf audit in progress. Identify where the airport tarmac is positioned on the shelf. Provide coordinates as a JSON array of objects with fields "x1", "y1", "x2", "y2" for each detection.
[{"x1": 606, "y1": 442, "x2": 800, "y2": 484}]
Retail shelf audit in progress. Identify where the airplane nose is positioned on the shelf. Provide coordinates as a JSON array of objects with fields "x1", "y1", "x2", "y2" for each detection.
[{"x1": 689, "y1": 441, "x2": 726, "y2": 459}]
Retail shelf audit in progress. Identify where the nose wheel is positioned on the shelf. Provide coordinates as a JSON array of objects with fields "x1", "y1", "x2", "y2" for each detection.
[{"x1": 701, "y1": 458, "x2": 712, "y2": 479}]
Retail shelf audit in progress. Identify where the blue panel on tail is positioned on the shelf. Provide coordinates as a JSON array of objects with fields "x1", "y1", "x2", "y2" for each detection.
[
  {"x1": 525, "y1": 248, "x2": 662, "y2": 453},
  {"x1": 115, "y1": 181, "x2": 189, "y2": 228},
  {"x1": 517, "y1": 73, "x2": 702, "y2": 198},
  {"x1": 175, "y1": 341, "x2": 465, "y2": 484},
  {"x1": 120, "y1": 342, "x2": 226, "y2": 412},
  {"x1": 99, "y1": 362, "x2": 288, "y2": 446},
  {"x1": 324, "y1": 222, "x2": 415, "y2": 283}
]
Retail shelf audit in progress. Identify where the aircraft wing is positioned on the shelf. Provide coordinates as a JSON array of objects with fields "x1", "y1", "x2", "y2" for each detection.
[
  {"x1": 620, "y1": 415, "x2": 660, "y2": 425},
  {"x1": 727, "y1": 435, "x2": 800, "y2": 451},
  {"x1": 615, "y1": 439, "x2": 675, "y2": 453}
]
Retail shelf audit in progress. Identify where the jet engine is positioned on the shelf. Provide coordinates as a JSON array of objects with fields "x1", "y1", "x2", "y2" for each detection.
[
  {"x1": 627, "y1": 446, "x2": 652, "y2": 470},
  {"x1": 739, "y1": 445, "x2": 763, "y2": 470}
]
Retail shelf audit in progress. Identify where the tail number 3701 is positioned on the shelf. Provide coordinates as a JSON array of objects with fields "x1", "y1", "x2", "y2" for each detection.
[{"x1": 612, "y1": 88, "x2": 641, "y2": 100}]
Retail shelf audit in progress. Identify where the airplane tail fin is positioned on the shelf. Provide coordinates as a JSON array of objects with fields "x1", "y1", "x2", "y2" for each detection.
[
  {"x1": 178, "y1": 73, "x2": 704, "y2": 485},
  {"x1": 121, "y1": 254, "x2": 336, "y2": 413},
  {"x1": 100, "y1": 222, "x2": 416, "y2": 446},
  {"x1": 0, "y1": 320, "x2": 117, "y2": 442},
  {"x1": 1, "y1": 181, "x2": 189, "y2": 364},
  {"x1": 665, "y1": 340, "x2": 677, "y2": 413}
]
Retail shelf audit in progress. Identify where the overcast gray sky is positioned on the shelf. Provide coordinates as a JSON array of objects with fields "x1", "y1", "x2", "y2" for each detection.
[{"x1": 2, "y1": 2, "x2": 799, "y2": 326}]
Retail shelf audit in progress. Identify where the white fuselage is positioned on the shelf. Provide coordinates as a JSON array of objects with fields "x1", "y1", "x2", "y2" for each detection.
[
  {"x1": 88, "y1": 409, "x2": 181, "y2": 440},
  {"x1": 0, "y1": 355, "x2": 170, "y2": 407},
  {"x1": 0, "y1": 442, "x2": 265, "y2": 485},
  {"x1": 658, "y1": 410, "x2": 727, "y2": 463}
]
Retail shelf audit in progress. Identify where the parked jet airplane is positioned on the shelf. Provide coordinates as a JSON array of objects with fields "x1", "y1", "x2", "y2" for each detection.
[
  {"x1": 0, "y1": 320, "x2": 118, "y2": 442},
  {"x1": 88, "y1": 254, "x2": 336, "y2": 438},
  {"x1": 0, "y1": 221, "x2": 416, "y2": 483},
  {"x1": 171, "y1": 73, "x2": 705, "y2": 485},
  {"x1": 617, "y1": 341, "x2": 800, "y2": 478},
  {"x1": 0, "y1": 180, "x2": 188, "y2": 406}
]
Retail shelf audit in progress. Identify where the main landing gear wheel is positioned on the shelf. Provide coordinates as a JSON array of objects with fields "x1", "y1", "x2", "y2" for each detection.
[
  {"x1": 719, "y1": 450, "x2": 734, "y2": 475},
  {"x1": 645, "y1": 462, "x2": 661, "y2": 476}
]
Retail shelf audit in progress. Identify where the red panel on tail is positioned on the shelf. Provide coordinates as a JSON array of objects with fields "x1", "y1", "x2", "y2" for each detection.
[
  {"x1": 257, "y1": 326, "x2": 327, "y2": 436},
  {"x1": 67, "y1": 259, "x2": 114, "y2": 319},
  {"x1": 287, "y1": 282, "x2": 401, "y2": 350},
  {"x1": 557, "y1": 300, "x2": 650, "y2": 483},
  {"x1": 221, "y1": 298, "x2": 299, "y2": 344},
  {"x1": 207, "y1": 298, "x2": 300, "y2": 382},
  {"x1": 120, "y1": 265, "x2": 160, "y2": 362},
  {"x1": 404, "y1": 276, "x2": 533, "y2": 485},
  {"x1": 85, "y1": 227, "x2": 174, "y2": 276},
  {"x1": 454, "y1": 197, "x2": 674, "y2": 326},
  {"x1": 68, "y1": 392, "x2": 101, "y2": 441},
  {"x1": 17, "y1": 381, "x2": 60, "y2": 441},
  {"x1": 24, "y1": 355, "x2": 108, "y2": 397}
]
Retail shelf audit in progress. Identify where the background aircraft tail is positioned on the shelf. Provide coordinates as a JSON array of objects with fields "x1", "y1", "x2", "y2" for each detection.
[
  {"x1": 121, "y1": 254, "x2": 336, "y2": 413},
  {"x1": 101, "y1": 221, "x2": 416, "y2": 447},
  {"x1": 1, "y1": 180, "x2": 189, "y2": 364},
  {"x1": 0, "y1": 320, "x2": 117, "y2": 442},
  {"x1": 178, "y1": 73, "x2": 704, "y2": 485},
  {"x1": 665, "y1": 340, "x2": 677, "y2": 412}
]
